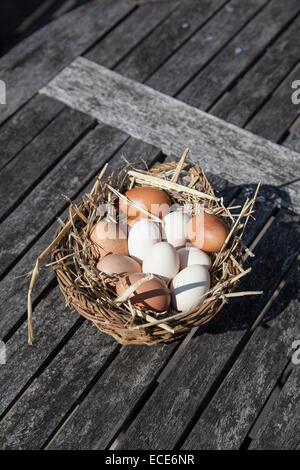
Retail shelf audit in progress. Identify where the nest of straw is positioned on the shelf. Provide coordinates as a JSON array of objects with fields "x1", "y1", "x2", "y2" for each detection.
[{"x1": 27, "y1": 150, "x2": 261, "y2": 345}]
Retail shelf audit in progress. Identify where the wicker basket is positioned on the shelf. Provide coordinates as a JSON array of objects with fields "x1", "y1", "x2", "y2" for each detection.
[{"x1": 27, "y1": 151, "x2": 260, "y2": 345}]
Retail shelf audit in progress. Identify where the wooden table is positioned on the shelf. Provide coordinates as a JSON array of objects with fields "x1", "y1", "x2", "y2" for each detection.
[{"x1": 0, "y1": 0, "x2": 299, "y2": 450}]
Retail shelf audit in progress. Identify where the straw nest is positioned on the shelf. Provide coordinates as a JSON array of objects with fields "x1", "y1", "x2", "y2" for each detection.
[{"x1": 27, "y1": 150, "x2": 261, "y2": 345}]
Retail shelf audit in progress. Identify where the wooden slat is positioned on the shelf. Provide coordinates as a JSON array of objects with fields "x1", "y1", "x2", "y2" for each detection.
[
  {"x1": 0, "y1": 1, "x2": 177, "y2": 175},
  {"x1": 0, "y1": 125, "x2": 128, "y2": 279},
  {"x1": 47, "y1": 341, "x2": 177, "y2": 450},
  {"x1": 0, "y1": 136, "x2": 161, "y2": 339},
  {"x1": 0, "y1": 95, "x2": 63, "y2": 170},
  {"x1": 245, "y1": 63, "x2": 300, "y2": 142},
  {"x1": 146, "y1": 0, "x2": 268, "y2": 95},
  {"x1": 115, "y1": 0, "x2": 227, "y2": 81},
  {"x1": 0, "y1": 337, "x2": 176, "y2": 450},
  {"x1": 178, "y1": 0, "x2": 300, "y2": 110},
  {"x1": 213, "y1": 16, "x2": 300, "y2": 128},
  {"x1": 41, "y1": 58, "x2": 300, "y2": 211},
  {"x1": 284, "y1": 119, "x2": 300, "y2": 153},
  {"x1": 115, "y1": 208, "x2": 300, "y2": 449},
  {"x1": 0, "y1": 107, "x2": 94, "y2": 221},
  {"x1": 249, "y1": 367, "x2": 300, "y2": 450},
  {"x1": 0, "y1": 287, "x2": 82, "y2": 418},
  {"x1": 0, "y1": 0, "x2": 134, "y2": 125},
  {"x1": 86, "y1": 0, "x2": 179, "y2": 68},
  {"x1": 0, "y1": 154, "x2": 236, "y2": 450},
  {"x1": 0, "y1": 321, "x2": 119, "y2": 450},
  {"x1": 0, "y1": 138, "x2": 163, "y2": 446},
  {"x1": 182, "y1": 261, "x2": 300, "y2": 450}
]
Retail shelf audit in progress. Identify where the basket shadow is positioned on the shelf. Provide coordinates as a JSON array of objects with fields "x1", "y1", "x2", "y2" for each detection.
[{"x1": 191, "y1": 180, "x2": 300, "y2": 338}]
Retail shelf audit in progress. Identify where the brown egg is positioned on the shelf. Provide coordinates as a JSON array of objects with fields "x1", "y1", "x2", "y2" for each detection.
[
  {"x1": 96, "y1": 254, "x2": 141, "y2": 275},
  {"x1": 90, "y1": 221, "x2": 129, "y2": 258},
  {"x1": 187, "y1": 212, "x2": 230, "y2": 252},
  {"x1": 116, "y1": 273, "x2": 170, "y2": 313},
  {"x1": 119, "y1": 186, "x2": 171, "y2": 219}
]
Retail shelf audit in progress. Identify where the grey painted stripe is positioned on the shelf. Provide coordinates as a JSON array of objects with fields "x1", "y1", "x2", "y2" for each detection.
[{"x1": 41, "y1": 56, "x2": 300, "y2": 212}]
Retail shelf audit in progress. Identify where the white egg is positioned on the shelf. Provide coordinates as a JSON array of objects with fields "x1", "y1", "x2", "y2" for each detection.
[
  {"x1": 143, "y1": 242, "x2": 180, "y2": 282},
  {"x1": 170, "y1": 264, "x2": 210, "y2": 313},
  {"x1": 128, "y1": 219, "x2": 161, "y2": 262},
  {"x1": 177, "y1": 246, "x2": 211, "y2": 270},
  {"x1": 162, "y1": 211, "x2": 190, "y2": 248}
]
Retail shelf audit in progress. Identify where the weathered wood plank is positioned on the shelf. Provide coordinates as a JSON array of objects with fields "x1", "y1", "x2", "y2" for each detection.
[
  {"x1": 0, "y1": 0, "x2": 181, "y2": 221},
  {"x1": 0, "y1": 150, "x2": 235, "y2": 450},
  {"x1": 178, "y1": 0, "x2": 300, "y2": 111},
  {"x1": 41, "y1": 58, "x2": 300, "y2": 211},
  {"x1": 0, "y1": 138, "x2": 162, "y2": 446},
  {"x1": 133, "y1": 0, "x2": 179, "y2": 4},
  {"x1": 115, "y1": 208, "x2": 300, "y2": 449},
  {"x1": 0, "y1": 319, "x2": 119, "y2": 450},
  {"x1": 245, "y1": 64, "x2": 300, "y2": 142},
  {"x1": 182, "y1": 261, "x2": 300, "y2": 450},
  {"x1": 86, "y1": 0, "x2": 179, "y2": 68},
  {"x1": 0, "y1": 136, "x2": 161, "y2": 339},
  {"x1": 249, "y1": 367, "x2": 300, "y2": 450},
  {"x1": 146, "y1": 0, "x2": 268, "y2": 95},
  {"x1": 0, "y1": 286, "x2": 82, "y2": 418},
  {"x1": 0, "y1": 1, "x2": 177, "y2": 174},
  {"x1": 0, "y1": 0, "x2": 134, "y2": 125},
  {"x1": 0, "y1": 125, "x2": 128, "y2": 278},
  {"x1": 212, "y1": 16, "x2": 300, "y2": 129},
  {"x1": 0, "y1": 95, "x2": 63, "y2": 171},
  {"x1": 48, "y1": 341, "x2": 178, "y2": 450},
  {"x1": 0, "y1": 107, "x2": 94, "y2": 221},
  {"x1": 115, "y1": 0, "x2": 227, "y2": 81}
]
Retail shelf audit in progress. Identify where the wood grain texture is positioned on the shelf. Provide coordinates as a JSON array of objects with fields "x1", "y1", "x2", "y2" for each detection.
[
  {"x1": 48, "y1": 341, "x2": 178, "y2": 450},
  {"x1": 0, "y1": 286, "x2": 80, "y2": 419},
  {"x1": 0, "y1": 320, "x2": 118, "y2": 450},
  {"x1": 178, "y1": 0, "x2": 300, "y2": 110},
  {"x1": 0, "y1": 138, "x2": 162, "y2": 448},
  {"x1": 0, "y1": 1, "x2": 176, "y2": 176},
  {"x1": 41, "y1": 58, "x2": 300, "y2": 212},
  {"x1": 86, "y1": 0, "x2": 179, "y2": 68},
  {"x1": 115, "y1": 0, "x2": 226, "y2": 81},
  {"x1": 116, "y1": 208, "x2": 300, "y2": 449},
  {"x1": 249, "y1": 367, "x2": 300, "y2": 450},
  {"x1": 146, "y1": 0, "x2": 268, "y2": 95},
  {"x1": 245, "y1": 63, "x2": 300, "y2": 141},
  {"x1": 0, "y1": 136, "x2": 160, "y2": 339},
  {"x1": 0, "y1": 0, "x2": 134, "y2": 125},
  {"x1": 213, "y1": 15, "x2": 300, "y2": 128},
  {"x1": 0, "y1": 125, "x2": 128, "y2": 278},
  {"x1": 0, "y1": 107, "x2": 94, "y2": 221},
  {"x1": 182, "y1": 260, "x2": 300, "y2": 450},
  {"x1": 284, "y1": 119, "x2": 300, "y2": 154},
  {"x1": 0, "y1": 95, "x2": 63, "y2": 171}
]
